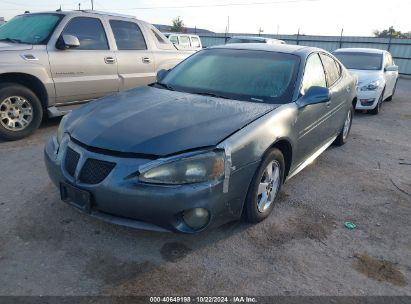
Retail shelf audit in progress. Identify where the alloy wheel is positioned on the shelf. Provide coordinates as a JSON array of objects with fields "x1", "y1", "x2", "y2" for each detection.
[
  {"x1": 257, "y1": 160, "x2": 281, "y2": 213},
  {"x1": 0, "y1": 96, "x2": 33, "y2": 131},
  {"x1": 342, "y1": 110, "x2": 352, "y2": 140}
]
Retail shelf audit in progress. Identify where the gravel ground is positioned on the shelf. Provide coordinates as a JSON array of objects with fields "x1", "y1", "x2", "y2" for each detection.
[{"x1": 0, "y1": 79, "x2": 410, "y2": 296}]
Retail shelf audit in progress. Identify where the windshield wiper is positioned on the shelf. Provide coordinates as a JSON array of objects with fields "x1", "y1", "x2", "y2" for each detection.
[
  {"x1": 154, "y1": 82, "x2": 175, "y2": 91},
  {"x1": 190, "y1": 91, "x2": 231, "y2": 99},
  {"x1": 0, "y1": 38, "x2": 24, "y2": 44}
]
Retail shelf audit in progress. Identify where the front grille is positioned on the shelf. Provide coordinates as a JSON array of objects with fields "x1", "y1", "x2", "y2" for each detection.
[
  {"x1": 64, "y1": 147, "x2": 80, "y2": 177},
  {"x1": 79, "y1": 158, "x2": 116, "y2": 184}
]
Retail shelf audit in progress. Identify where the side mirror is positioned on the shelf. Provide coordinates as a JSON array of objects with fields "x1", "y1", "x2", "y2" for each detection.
[
  {"x1": 298, "y1": 86, "x2": 331, "y2": 108},
  {"x1": 385, "y1": 65, "x2": 399, "y2": 72},
  {"x1": 56, "y1": 35, "x2": 80, "y2": 50},
  {"x1": 156, "y1": 69, "x2": 169, "y2": 83}
]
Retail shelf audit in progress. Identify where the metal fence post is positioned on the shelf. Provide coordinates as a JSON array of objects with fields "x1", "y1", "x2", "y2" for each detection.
[
  {"x1": 339, "y1": 28, "x2": 344, "y2": 48},
  {"x1": 388, "y1": 32, "x2": 393, "y2": 51},
  {"x1": 296, "y1": 28, "x2": 300, "y2": 45}
]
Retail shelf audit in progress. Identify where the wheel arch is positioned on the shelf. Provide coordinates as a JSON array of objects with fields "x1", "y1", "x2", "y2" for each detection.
[
  {"x1": 0, "y1": 73, "x2": 48, "y2": 109},
  {"x1": 266, "y1": 138, "x2": 293, "y2": 180}
]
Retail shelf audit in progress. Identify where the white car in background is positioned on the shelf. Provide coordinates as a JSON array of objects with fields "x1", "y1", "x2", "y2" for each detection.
[
  {"x1": 333, "y1": 48, "x2": 399, "y2": 115},
  {"x1": 164, "y1": 33, "x2": 202, "y2": 51},
  {"x1": 226, "y1": 36, "x2": 286, "y2": 45}
]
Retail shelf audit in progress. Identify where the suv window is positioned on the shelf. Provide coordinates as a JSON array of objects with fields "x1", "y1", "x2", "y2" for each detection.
[
  {"x1": 191, "y1": 36, "x2": 200, "y2": 48},
  {"x1": 320, "y1": 54, "x2": 341, "y2": 87},
  {"x1": 179, "y1": 35, "x2": 190, "y2": 46},
  {"x1": 301, "y1": 53, "x2": 326, "y2": 94},
  {"x1": 110, "y1": 20, "x2": 146, "y2": 50},
  {"x1": 62, "y1": 17, "x2": 108, "y2": 50},
  {"x1": 169, "y1": 35, "x2": 178, "y2": 44},
  {"x1": 151, "y1": 28, "x2": 167, "y2": 44}
]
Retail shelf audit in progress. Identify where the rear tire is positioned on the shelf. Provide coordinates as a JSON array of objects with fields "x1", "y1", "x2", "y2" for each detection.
[
  {"x1": 244, "y1": 148, "x2": 285, "y2": 223},
  {"x1": 0, "y1": 83, "x2": 43, "y2": 141},
  {"x1": 334, "y1": 105, "x2": 353, "y2": 146}
]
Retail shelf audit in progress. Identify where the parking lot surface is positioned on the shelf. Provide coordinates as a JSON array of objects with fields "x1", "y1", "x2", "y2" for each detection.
[{"x1": 0, "y1": 79, "x2": 410, "y2": 296}]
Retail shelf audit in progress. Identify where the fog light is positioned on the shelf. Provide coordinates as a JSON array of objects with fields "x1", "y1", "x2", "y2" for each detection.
[{"x1": 182, "y1": 208, "x2": 210, "y2": 230}]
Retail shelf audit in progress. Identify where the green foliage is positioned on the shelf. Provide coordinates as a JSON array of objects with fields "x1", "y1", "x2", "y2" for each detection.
[
  {"x1": 171, "y1": 16, "x2": 184, "y2": 32},
  {"x1": 373, "y1": 26, "x2": 411, "y2": 38}
]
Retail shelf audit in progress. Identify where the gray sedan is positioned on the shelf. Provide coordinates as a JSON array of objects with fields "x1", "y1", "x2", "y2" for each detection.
[{"x1": 44, "y1": 44, "x2": 357, "y2": 233}]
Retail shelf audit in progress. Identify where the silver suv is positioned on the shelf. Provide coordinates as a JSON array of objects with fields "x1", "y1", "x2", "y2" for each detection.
[{"x1": 0, "y1": 10, "x2": 192, "y2": 140}]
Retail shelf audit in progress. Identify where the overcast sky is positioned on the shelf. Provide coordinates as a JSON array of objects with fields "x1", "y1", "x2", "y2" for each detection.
[{"x1": 1, "y1": 0, "x2": 410, "y2": 36}]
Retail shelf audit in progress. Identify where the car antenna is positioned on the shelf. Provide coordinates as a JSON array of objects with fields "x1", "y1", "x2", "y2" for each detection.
[{"x1": 56, "y1": 5, "x2": 62, "y2": 12}]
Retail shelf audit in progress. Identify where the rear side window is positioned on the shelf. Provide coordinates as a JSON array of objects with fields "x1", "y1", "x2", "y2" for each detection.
[
  {"x1": 110, "y1": 20, "x2": 146, "y2": 50},
  {"x1": 62, "y1": 17, "x2": 108, "y2": 50},
  {"x1": 301, "y1": 53, "x2": 327, "y2": 94},
  {"x1": 179, "y1": 35, "x2": 190, "y2": 46},
  {"x1": 191, "y1": 36, "x2": 200, "y2": 48},
  {"x1": 320, "y1": 54, "x2": 341, "y2": 87}
]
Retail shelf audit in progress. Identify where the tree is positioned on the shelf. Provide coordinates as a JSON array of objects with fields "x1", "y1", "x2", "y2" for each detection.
[
  {"x1": 373, "y1": 26, "x2": 411, "y2": 39},
  {"x1": 171, "y1": 16, "x2": 184, "y2": 32}
]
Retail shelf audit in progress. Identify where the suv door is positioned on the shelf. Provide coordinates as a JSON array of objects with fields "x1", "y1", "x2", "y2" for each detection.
[
  {"x1": 109, "y1": 19, "x2": 155, "y2": 90},
  {"x1": 319, "y1": 53, "x2": 347, "y2": 136},
  {"x1": 294, "y1": 53, "x2": 331, "y2": 166},
  {"x1": 48, "y1": 16, "x2": 119, "y2": 103}
]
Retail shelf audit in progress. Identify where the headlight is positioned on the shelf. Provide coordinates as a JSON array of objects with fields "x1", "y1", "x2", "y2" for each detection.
[
  {"x1": 139, "y1": 151, "x2": 225, "y2": 184},
  {"x1": 56, "y1": 114, "x2": 69, "y2": 144},
  {"x1": 360, "y1": 80, "x2": 381, "y2": 91}
]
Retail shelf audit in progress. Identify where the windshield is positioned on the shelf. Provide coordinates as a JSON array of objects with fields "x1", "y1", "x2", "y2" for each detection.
[
  {"x1": 160, "y1": 49, "x2": 300, "y2": 104},
  {"x1": 227, "y1": 38, "x2": 266, "y2": 44},
  {"x1": 0, "y1": 13, "x2": 63, "y2": 45},
  {"x1": 333, "y1": 52, "x2": 383, "y2": 71}
]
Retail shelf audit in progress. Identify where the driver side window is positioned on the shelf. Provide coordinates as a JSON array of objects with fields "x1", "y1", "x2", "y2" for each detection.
[
  {"x1": 62, "y1": 17, "x2": 109, "y2": 50},
  {"x1": 301, "y1": 53, "x2": 326, "y2": 95}
]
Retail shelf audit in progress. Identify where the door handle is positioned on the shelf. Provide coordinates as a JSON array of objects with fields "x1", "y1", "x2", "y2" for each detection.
[
  {"x1": 104, "y1": 57, "x2": 116, "y2": 64},
  {"x1": 142, "y1": 57, "x2": 151, "y2": 63}
]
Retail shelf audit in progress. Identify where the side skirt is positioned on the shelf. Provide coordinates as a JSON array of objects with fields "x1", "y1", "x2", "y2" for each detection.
[{"x1": 286, "y1": 135, "x2": 337, "y2": 181}]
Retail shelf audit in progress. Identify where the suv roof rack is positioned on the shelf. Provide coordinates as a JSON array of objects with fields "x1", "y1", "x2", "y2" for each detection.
[{"x1": 80, "y1": 10, "x2": 136, "y2": 19}]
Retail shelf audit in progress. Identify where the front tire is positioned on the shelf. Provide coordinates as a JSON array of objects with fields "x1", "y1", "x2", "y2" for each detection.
[
  {"x1": 368, "y1": 89, "x2": 384, "y2": 115},
  {"x1": 0, "y1": 83, "x2": 43, "y2": 140},
  {"x1": 334, "y1": 105, "x2": 353, "y2": 146},
  {"x1": 385, "y1": 80, "x2": 398, "y2": 102},
  {"x1": 244, "y1": 148, "x2": 285, "y2": 223}
]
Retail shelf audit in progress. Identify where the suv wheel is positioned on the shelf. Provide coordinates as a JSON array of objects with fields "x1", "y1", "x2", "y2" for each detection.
[
  {"x1": 0, "y1": 83, "x2": 43, "y2": 140},
  {"x1": 244, "y1": 148, "x2": 285, "y2": 223}
]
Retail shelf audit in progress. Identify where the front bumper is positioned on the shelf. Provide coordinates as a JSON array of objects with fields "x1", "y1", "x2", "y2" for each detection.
[
  {"x1": 355, "y1": 88, "x2": 384, "y2": 110},
  {"x1": 44, "y1": 136, "x2": 256, "y2": 233}
]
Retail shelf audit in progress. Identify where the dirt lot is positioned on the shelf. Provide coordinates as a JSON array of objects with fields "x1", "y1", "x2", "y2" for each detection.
[{"x1": 0, "y1": 79, "x2": 410, "y2": 296}]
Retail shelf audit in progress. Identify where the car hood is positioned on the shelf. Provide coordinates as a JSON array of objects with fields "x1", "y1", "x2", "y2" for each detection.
[
  {"x1": 67, "y1": 86, "x2": 278, "y2": 156},
  {"x1": 348, "y1": 69, "x2": 383, "y2": 86},
  {"x1": 0, "y1": 42, "x2": 33, "y2": 52}
]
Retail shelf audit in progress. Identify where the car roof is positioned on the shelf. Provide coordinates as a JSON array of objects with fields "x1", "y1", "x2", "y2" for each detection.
[
  {"x1": 163, "y1": 32, "x2": 199, "y2": 37},
  {"x1": 209, "y1": 43, "x2": 319, "y2": 55},
  {"x1": 230, "y1": 36, "x2": 268, "y2": 41},
  {"x1": 334, "y1": 48, "x2": 386, "y2": 55},
  {"x1": 23, "y1": 10, "x2": 137, "y2": 20}
]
